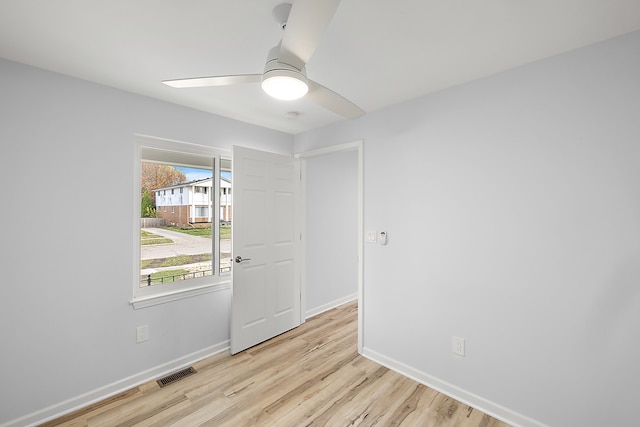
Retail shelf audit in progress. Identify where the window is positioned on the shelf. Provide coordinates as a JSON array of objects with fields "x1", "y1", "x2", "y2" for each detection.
[{"x1": 133, "y1": 135, "x2": 232, "y2": 308}]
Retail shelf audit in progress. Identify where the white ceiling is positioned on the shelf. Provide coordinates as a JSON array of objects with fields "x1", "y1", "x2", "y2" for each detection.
[{"x1": 1, "y1": 0, "x2": 640, "y2": 134}]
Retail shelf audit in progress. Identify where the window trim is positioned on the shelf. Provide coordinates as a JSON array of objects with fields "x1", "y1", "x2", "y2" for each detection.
[{"x1": 132, "y1": 134, "x2": 231, "y2": 309}]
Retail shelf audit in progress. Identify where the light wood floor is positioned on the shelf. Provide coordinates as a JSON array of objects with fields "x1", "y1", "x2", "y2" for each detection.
[{"x1": 41, "y1": 302, "x2": 510, "y2": 426}]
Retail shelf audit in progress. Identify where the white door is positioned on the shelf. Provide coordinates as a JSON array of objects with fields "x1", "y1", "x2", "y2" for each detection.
[{"x1": 231, "y1": 146, "x2": 300, "y2": 354}]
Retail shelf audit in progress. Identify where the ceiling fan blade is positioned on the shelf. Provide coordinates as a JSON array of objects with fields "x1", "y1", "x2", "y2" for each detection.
[
  {"x1": 163, "y1": 74, "x2": 262, "y2": 88},
  {"x1": 307, "y1": 80, "x2": 365, "y2": 119},
  {"x1": 279, "y1": 0, "x2": 341, "y2": 70}
]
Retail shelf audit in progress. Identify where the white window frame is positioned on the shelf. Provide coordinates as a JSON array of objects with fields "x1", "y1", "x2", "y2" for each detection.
[
  {"x1": 195, "y1": 206, "x2": 209, "y2": 217},
  {"x1": 132, "y1": 134, "x2": 231, "y2": 309}
]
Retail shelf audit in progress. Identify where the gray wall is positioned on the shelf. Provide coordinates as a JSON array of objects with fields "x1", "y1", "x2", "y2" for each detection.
[
  {"x1": 295, "y1": 31, "x2": 640, "y2": 427},
  {"x1": 304, "y1": 150, "x2": 359, "y2": 316},
  {"x1": 0, "y1": 58, "x2": 293, "y2": 425}
]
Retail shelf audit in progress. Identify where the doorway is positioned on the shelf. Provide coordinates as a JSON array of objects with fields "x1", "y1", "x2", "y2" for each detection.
[{"x1": 298, "y1": 140, "x2": 363, "y2": 352}]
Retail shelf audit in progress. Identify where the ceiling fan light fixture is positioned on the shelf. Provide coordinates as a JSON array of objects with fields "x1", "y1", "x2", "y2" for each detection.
[
  {"x1": 161, "y1": 2, "x2": 365, "y2": 119},
  {"x1": 262, "y1": 69, "x2": 309, "y2": 100}
]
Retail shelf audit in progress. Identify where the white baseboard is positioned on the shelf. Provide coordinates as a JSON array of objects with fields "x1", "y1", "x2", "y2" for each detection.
[
  {"x1": 3, "y1": 341, "x2": 230, "y2": 427},
  {"x1": 305, "y1": 293, "x2": 358, "y2": 319},
  {"x1": 361, "y1": 347, "x2": 548, "y2": 427}
]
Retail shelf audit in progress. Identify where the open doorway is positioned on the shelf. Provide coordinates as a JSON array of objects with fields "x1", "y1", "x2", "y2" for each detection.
[{"x1": 299, "y1": 140, "x2": 363, "y2": 352}]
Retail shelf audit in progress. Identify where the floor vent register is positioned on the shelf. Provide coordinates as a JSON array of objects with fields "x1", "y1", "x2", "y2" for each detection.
[{"x1": 156, "y1": 366, "x2": 197, "y2": 388}]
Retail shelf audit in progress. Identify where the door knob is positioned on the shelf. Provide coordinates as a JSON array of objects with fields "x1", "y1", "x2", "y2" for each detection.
[{"x1": 235, "y1": 256, "x2": 251, "y2": 263}]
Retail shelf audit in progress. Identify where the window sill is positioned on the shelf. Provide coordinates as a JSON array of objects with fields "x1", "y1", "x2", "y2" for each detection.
[{"x1": 131, "y1": 280, "x2": 231, "y2": 309}]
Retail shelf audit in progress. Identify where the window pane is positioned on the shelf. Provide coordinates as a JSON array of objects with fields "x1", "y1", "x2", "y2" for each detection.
[
  {"x1": 140, "y1": 162, "x2": 214, "y2": 287},
  {"x1": 220, "y1": 161, "x2": 232, "y2": 273}
]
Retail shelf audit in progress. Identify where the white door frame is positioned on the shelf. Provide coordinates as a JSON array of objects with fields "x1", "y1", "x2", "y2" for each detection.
[{"x1": 295, "y1": 139, "x2": 364, "y2": 353}]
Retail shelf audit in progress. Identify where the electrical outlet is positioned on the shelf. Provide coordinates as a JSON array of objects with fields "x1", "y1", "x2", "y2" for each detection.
[
  {"x1": 136, "y1": 325, "x2": 149, "y2": 343},
  {"x1": 452, "y1": 336, "x2": 465, "y2": 357}
]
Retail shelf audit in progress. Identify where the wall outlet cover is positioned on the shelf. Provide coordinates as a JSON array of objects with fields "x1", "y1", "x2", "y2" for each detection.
[
  {"x1": 452, "y1": 336, "x2": 465, "y2": 356},
  {"x1": 136, "y1": 325, "x2": 149, "y2": 343}
]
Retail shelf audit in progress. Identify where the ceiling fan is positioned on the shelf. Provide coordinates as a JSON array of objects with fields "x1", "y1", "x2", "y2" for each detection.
[{"x1": 162, "y1": 0, "x2": 365, "y2": 119}]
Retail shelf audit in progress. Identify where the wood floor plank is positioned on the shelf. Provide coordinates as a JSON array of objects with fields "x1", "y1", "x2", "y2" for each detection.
[
  {"x1": 40, "y1": 301, "x2": 511, "y2": 427},
  {"x1": 38, "y1": 388, "x2": 142, "y2": 427}
]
